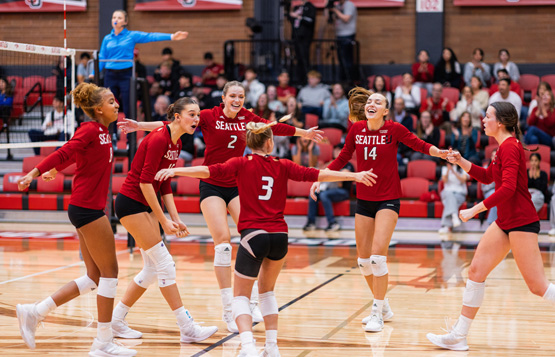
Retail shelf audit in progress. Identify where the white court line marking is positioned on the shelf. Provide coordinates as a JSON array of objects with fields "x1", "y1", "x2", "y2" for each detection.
[{"x1": 0, "y1": 249, "x2": 132, "y2": 285}]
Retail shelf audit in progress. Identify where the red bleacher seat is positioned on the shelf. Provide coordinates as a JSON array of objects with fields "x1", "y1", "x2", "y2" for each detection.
[
  {"x1": 23, "y1": 75, "x2": 45, "y2": 91},
  {"x1": 442, "y1": 87, "x2": 460, "y2": 104},
  {"x1": 43, "y1": 92, "x2": 55, "y2": 106},
  {"x1": 317, "y1": 143, "x2": 333, "y2": 164},
  {"x1": 391, "y1": 75, "x2": 403, "y2": 90},
  {"x1": 407, "y1": 160, "x2": 437, "y2": 181},
  {"x1": 40, "y1": 145, "x2": 57, "y2": 156},
  {"x1": 540, "y1": 74, "x2": 555, "y2": 90},
  {"x1": 367, "y1": 74, "x2": 391, "y2": 91},
  {"x1": 60, "y1": 163, "x2": 76, "y2": 176},
  {"x1": 305, "y1": 113, "x2": 319, "y2": 129},
  {"x1": 3, "y1": 172, "x2": 27, "y2": 192},
  {"x1": 22, "y1": 156, "x2": 45, "y2": 173},
  {"x1": 176, "y1": 176, "x2": 200, "y2": 195},
  {"x1": 524, "y1": 144, "x2": 550, "y2": 163},
  {"x1": 519, "y1": 74, "x2": 540, "y2": 92},
  {"x1": 7, "y1": 75, "x2": 23, "y2": 90},
  {"x1": 287, "y1": 180, "x2": 313, "y2": 197},
  {"x1": 321, "y1": 128, "x2": 343, "y2": 147},
  {"x1": 400, "y1": 177, "x2": 429, "y2": 199},
  {"x1": 191, "y1": 157, "x2": 204, "y2": 166},
  {"x1": 37, "y1": 173, "x2": 65, "y2": 193},
  {"x1": 111, "y1": 176, "x2": 126, "y2": 194},
  {"x1": 44, "y1": 76, "x2": 57, "y2": 92},
  {"x1": 173, "y1": 196, "x2": 201, "y2": 213}
]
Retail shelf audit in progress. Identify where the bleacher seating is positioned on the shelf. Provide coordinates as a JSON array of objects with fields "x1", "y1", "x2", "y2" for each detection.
[
  {"x1": 407, "y1": 160, "x2": 437, "y2": 181},
  {"x1": 321, "y1": 128, "x2": 343, "y2": 147}
]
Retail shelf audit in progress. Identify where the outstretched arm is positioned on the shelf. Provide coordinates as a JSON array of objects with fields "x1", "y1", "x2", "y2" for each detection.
[
  {"x1": 155, "y1": 166, "x2": 210, "y2": 181},
  {"x1": 118, "y1": 119, "x2": 164, "y2": 134},
  {"x1": 318, "y1": 169, "x2": 377, "y2": 186}
]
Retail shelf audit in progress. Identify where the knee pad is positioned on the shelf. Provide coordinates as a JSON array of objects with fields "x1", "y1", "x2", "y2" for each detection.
[
  {"x1": 134, "y1": 249, "x2": 157, "y2": 288},
  {"x1": 98, "y1": 277, "x2": 118, "y2": 299},
  {"x1": 74, "y1": 275, "x2": 97, "y2": 295},
  {"x1": 214, "y1": 243, "x2": 232, "y2": 267},
  {"x1": 462, "y1": 279, "x2": 485, "y2": 308},
  {"x1": 146, "y1": 242, "x2": 176, "y2": 287},
  {"x1": 232, "y1": 296, "x2": 251, "y2": 320},
  {"x1": 259, "y1": 291, "x2": 278, "y2": 317},
  {"x1": 357, "y1": 257, "x2": 373, "y2": 276},
  {"x1": 370, "y1": 255, "x2": 388, "y2": 277}
]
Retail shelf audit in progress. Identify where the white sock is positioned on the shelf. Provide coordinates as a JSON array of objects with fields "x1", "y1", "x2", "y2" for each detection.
[
  {"x1": 112, "y1": 301, "x2": 130, "y2": 321},
  {"x1": 251, "y1": 281, "x2": 259, "y2": 303},
  {"x1": 221, "y1": 287, "x2": 233, "y2": 308},
  {"x1": 97, "y1": 322, "x2": 113, "y2": 342},
  {"x1": 543, "y1": 283, "x2": 555, "y2": 303},
  {"x1": 454, "y1": 315, "x2": 472, "y2": 336},
  {"x1": 240, "y1": 331, "x2": 254, "y2": 345},
  {"x1": 174, "y1": 306, "x2": 193, "y2": 326},
  {"x1": 265, "y1": 330, "x2": 277, "y2": 344},
  {"x1": 372, "y1": 299, "x2": 384, "y2": 315},
  {"x1": 36, "y1": 297, "x2": 57, "y2": 318}
]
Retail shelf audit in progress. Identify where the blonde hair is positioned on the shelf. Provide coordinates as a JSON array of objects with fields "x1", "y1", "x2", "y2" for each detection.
[
  {"x1": 246, "y1": 121, "x2": 274, "y2": 150},
  {"x1": 71, "y1": 82, "x2": 110, "y2": 120}
]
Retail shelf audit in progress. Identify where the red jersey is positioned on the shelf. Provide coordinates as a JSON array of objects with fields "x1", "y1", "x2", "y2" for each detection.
[
  {"x1": 468, "y1": 137, "x2": 538, "y2": 230},
  {"x1": 202, "y1": 63, "x2": 224, "y2": 87},
  {"x1": 35, "y1": 121, "x2": 113, "y2": 210},
  {"x1": 277, "y1": 85, "x2": 297, "y2": 100},
  {"x1": 328, "y1": 120, "x2": 432, "y2": 201},
  {"x1": 198, "y1": 104, "x2": 296, "y2": 187},
  {"x1": 209, "y1": 154, "x2": 319, "y2": 233},
  {"x1": 420, "y1": 97, "x2": 454, "y2": 127},
  {"x1": 120, "y1": 125, "x2": 179, "y2": 206},
  {"x1": 412, "y1": 62, "x2": 435, "y2": 83}
]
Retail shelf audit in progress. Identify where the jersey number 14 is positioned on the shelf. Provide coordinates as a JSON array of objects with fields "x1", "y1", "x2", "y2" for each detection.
[{"x1": 364, "y1": 146, "x2": 377, "y2": 160}]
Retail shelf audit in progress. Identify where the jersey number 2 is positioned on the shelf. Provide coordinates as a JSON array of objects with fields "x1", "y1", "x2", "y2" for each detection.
[
  {"x1": 364, "y1": 146, "x2": 377, "y2": 160},
  {"x1": 228, "y1": 135, "x2": 237, "y2": 149},
  {"x1": 259, "y1": 176, "x2": 274, "y2": 201}
]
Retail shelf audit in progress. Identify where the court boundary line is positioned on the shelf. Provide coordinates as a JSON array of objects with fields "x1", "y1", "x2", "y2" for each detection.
[{"x1": 191, "y1": 273, "x2": 345, "y2": 357}]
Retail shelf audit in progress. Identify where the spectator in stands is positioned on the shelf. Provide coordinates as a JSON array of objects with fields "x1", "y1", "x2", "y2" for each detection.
[
  {"x1": 271, "y1": 130, "x2": 292, "y2": 159},
  {"x1": 394, "y1": 72, "x2": 421, "y2": 115},
  {"x1": 154, "y1": 61, "x2": 178, "y2": 97},
  {"x1": 289, "y1": 0, "x2": 316, "y2": 83},
  {"x1": 28, "y1": 96, "x2": 73, "y2": 154},
  {"x1": 242, "y1": 67, "x2": 265, "y2": 109},
  {"x1": 298, "y1": 70, "x2": 330, "y2": 117},
  {"x1": 470, "y1": 75, "x2": 489, "y2": 112},
  {"x1": 326, "y1": 0, "x2": 357, "y2": 83},
  {"x1": 451, "y1": 86, "x2": 483, "y2": 128},
  {"x1": 155, "y1": 47, "x2": 181, "y2": 79},
  {"x1": 489, "y1": 78, "x2": 522, "y2": 119},
  {"x1": 464, "y1": 48, "x2": 491, "y2": 88},
  {"x1": 438, "y1": 162, "x2": 469, "y2": 234},
  {"x1": 292, "y1": 136, "x2": 319, "y2": 168},
  {"x1": 524, "y1": 87, "x2": 555, "y2": 147},
  {"x1": 529, "y1": 81, "x2": 551, "y2": 116},
  {"x1": 527, "y1": 153, "x2": 548, "y2": 213},
  {"x1": 276, "y1": 70, "x2": 297, "y2": 105},
  {"x1": 282, "y1": 96, "x2": 305, "y2": 129},
  {"x1": 481, "y1": 148, "x2": 497, "y2": 226},
  {"x1": 411, "y1": 110, "x2": 440, "y2": 161},
  {"x1": 321, "y1": 83, "x2": 349, "y2": 131},
  {"x1": 148, "y1": 81, "x2": 162, "y2": 109},
  {"x1": 489, "y1": 69, "x2": 521, "y2": 97},
  {"x1": 0, "y1": 77, "x2": 13, "y2": 125},
  {"x1": 52, "y1": 55, "x2": 72, "y2": 99},
  {"x1": 201, "y1": 52, "x2": 224, "y2": 88},
  {"x1": 413, "y1": 49, "x2": 435, "y2": 94},
  {"x1": 151, "y1": 95, "x2": 170, "y2": 122},
  {"x1": 172, "y1": 72, "x2": 194, "y2": 102},
  {"x1": 434, "y1": 47, "x2": 462, "y2": 89},
  {"x1": 391, "y1": 97, "x2": 415, "y2": 132},
  {"x1": 266, "y1": 85, "x2": 286, "y2": 114},
  {"x1": 253, "y1": 93, "x2": 275, "y2": 121},
  {"x1": 77, "y1": 52, "x2": 93, "y2": 84},
  {"x1": 205, "y1": 74, "x2": 227, "y2": 108},
  {"x1": 420, "y1": 82, "x2": 454, "y2": 129},
  {"x1": 493, "y1": 49, "x2": 520, "y2": 83},
  {"x1": 450, "y1": 112, "x2": 480, "y2": 166},
  {"x1": 303, "y1": 144, "x2": 353, "y2": 232},
  {"x1": 371, "y1": 75, "x2": 392, "y2": 104}
]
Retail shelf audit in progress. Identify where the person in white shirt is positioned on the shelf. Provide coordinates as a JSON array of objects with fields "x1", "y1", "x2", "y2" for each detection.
[
  {"x1": 242, "y1": 67, "x2": 265, "y2": 109},
  {"x1": 488, "y1": 78, "x2": 522, "y2": 119},
  {"x1": 492, "y1": 49, "x2": 520, "y2": 83},
  {"x1": 438, "y1": 163, "x2": 469, "y2": 234},
  {"x1": 463, "y1": 48, "x2": 491, "y2": 87},
  {"x1": 450, "y1": 86, "x2": 483, "y2": 128},
  {"x1": 394, "y1": 72, "x2": 421, "y2": 115},
  {"x1": 28, "y1": 96, "x2": 73, "y2": 155}
]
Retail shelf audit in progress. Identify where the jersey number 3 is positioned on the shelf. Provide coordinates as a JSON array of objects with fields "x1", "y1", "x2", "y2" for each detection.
[
  {"x1": 364, "y1": 146, "x2": 377, "y2": 160},
  {"x1": 259, "y1": 176, "x2": 274, "y2": 201},
  {"x1": 228, "y1": 135, "x2": 238, "y2": 149}
]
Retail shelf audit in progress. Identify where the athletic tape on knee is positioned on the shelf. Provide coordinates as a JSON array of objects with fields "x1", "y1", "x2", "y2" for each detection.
[
  {"x1": 134, "y1": 249, "x2": 157, "y2": 288},
  {"x1": 98, "y1": 278, "x2": 118, "y2": 299},
  {"x1": 232, "y1": 296, "x2": 251, "y2": 320},
  {"x1": 462, "y1": 279, "x2": 485, "y2": 308},
  {"x1": 214, "y1": 243, "x2": 232, "y2": 267},
  {"x1": 74, "y1": 275, "x2": 97, "y2": 295},
  {"x1": 370, "y1": 255, "x2": 388, "y2": 277},
  {"x1": 259, "y1": 291, "x2": 278, "y2": 317},
  {"x1": 357, "y1": 257, "x2": 373, "y2": 276},
  {"x1": 146, "y1": 242, "x2": 176, "y2": 287}
]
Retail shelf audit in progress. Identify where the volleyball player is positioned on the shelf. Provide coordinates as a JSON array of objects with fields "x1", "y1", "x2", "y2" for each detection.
[
  {"x1": 155, "y1": 121, "x2": 377, "y2": 357},
  {"x1": 117, "y1": 80, "x2": 323, "y2": 333},
  {"x1": 15, "y1": 83, "x2": 136, "y2": 356},
  {"x1": 311, "y1": 88, "x2": 448, "y2": 332},
  {"x1": 112, "y1": 97, "x2": 218, "y2": 343},
  {"x1": 427, "y1": 102, "x2": 555, "y2": 351}
]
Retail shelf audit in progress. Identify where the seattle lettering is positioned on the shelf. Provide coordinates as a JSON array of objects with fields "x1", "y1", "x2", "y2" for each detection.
[
  {"x1": 215, "y1": 121, "x2": 246, "y2": 131},
  {"x1": 355, "y1": 135, "x2": 387, "y2": 145}
]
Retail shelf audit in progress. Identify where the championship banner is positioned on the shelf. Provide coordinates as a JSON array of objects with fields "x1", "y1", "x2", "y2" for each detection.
[
  {"x1": 308, "y1": 0, "x2": 405, "y2": 8},
  {"x1": 454, "y1": 0, "x2": 555, "y2": 5},
  {"x1": 0, "y1": 0, "x2": 86, "y2": 12},
  {"x1": 134, "y1": 0, "x2": 242, "y2": 11}
]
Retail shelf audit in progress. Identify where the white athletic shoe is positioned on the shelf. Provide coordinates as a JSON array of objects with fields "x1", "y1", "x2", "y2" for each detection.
[
  {"x1": 452, "y1": 215, "x2": 462, "y2": 228},
  {"x1": 549, "y1": 228, "x2": 555, "y2": 236},
  {"x1": 438, "y1": 226, "x2": 450, "y2": 234},
  {"x1": 16, "y1": 303, "x2": 43, "y2": 349},
  {"x1": 180, "y1": 321, "x2": 218, "y2": 343},
  {"x1": 364, "y1": 313, "x2": 384, "y2": 332},
  {"x1": 260, "y1": 343, "x2": 280, "y2": 357},
  {"x1": 362, "y1": 299, "x2": 394, "y2": 324},
  {"x1": 112, "y1": 319, "x2": 143, "y2": 339},
  {"x1": 223, "y1": 308, "x2": 239, "y2": 333},
  {"x1": 427, "y1": 330, "x2": 469, "y2": 351},
  {"x1": 238, "y1": 341, "x2": 259, "y2": 357},
  {"x1": 88, "y1": 338, "x2": 137, "y2": 356},
  {"x1": 251, "y1": 302, "x2": 264, "y2": 323}
]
